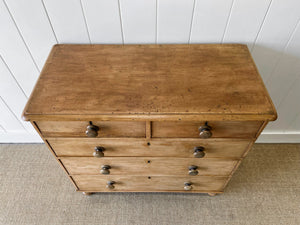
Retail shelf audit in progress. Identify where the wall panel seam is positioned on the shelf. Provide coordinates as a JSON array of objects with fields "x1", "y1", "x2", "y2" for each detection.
[
  {"x1": 0, "y1": 124, "x2": 7, "y2": 133},
  {"x1": 118, "y1": 0, "x2": 125, "y2": 44},
  {"x1": 0, "y1": 96, "x2": 27, "y2": 132},
  {"x1": 2, "y1": 0, "x2": 41, "y2": 72},
  {"x1": 155, "y1": 0, "x2": 158, "y2": 44},
  {"x1": 221, "y1": 0, "x2": 235, "y2": 43},
  {"x1": 0, "y1": 55, "x2": 28, "y2": 99},
  {"x1": 250, "y1": 0, "x2": 273, "y2": 52},
  {"x1": 41, "y1": 0, "x2": 58, "y2": 43},
  {"x1": 188, "y1": 0, "x2": 196, "y2": 44},
  {"x1": 79, "y1": 0, "x2": 91, "y2": 44},
  {"x1": 266, "y1": 19, "x2": 300, "y2": 85}
]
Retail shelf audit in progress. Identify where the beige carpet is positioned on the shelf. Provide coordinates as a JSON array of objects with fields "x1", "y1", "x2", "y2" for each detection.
[{"x1": 0, "y1": 144, "x2": 299, "y2": 225}]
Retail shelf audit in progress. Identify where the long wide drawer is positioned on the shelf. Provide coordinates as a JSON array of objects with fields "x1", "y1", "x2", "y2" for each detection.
[
  {"x1": 36, "y1": 121, "x2": 146, "y2": 137},
  {"x1": 152, "y1": 121, "x2": 262, "y2": 138},
  {"x1": 48, "y1": 138, "x2": 251, "y2": 158},
  {"x1": 72, "y1": 175, "x2": 228, "y2": 192},
  {"x1": 61, "y1": 157, "x2": 238, "y2": 176}
]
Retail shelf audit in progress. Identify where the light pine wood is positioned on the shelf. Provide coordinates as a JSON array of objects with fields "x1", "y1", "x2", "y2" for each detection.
[
  {"x1": 152, "y1": 121, "x2": 262, "y2": 138},
  {"x1": 47, "y1": 138, "x2": 251, "y2": 158},
  {"x1": 22, "y1": 44, "x2": 277, "y2": 195},
  {"x1": 36, "y1": 121, "x2": 146, "y2": 137},
  {"x1": 208, "y1": 192, "x2": 217, "y2": 196},
  {"x1": 24, "y1": 114, "x2": 275, "y2": 121},
  {"x1": 22, "y1": 44, "x2": 277, "y2": 121},
  {"x1": 146, "y1": 121, "x2": 151, "y2": 139},
  {"x1": 72, "y1": 175, "x2": 228, "y2": 192},
  {"x1": 61, "y1": 157, "x2": 238, "y2": 176}
]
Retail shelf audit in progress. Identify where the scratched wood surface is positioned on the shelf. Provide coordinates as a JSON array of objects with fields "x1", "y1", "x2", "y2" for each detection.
[
  {"x1": 61, "y1": 157, "x2": 238, "y2": 176},
  {"x1": 72, "y1": 175, "x2": 228, "y2": 192},
  {"x1": 47, "y1": 137, "x2": 251, "y2": 158},
  {"x1": 22, "y1": 44, "x2": 276, "y2": 121}
]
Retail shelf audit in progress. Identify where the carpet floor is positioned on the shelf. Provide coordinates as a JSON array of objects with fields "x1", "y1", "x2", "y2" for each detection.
[{"x1": 0, "y1": 144, "x2": 299, "y2": 225}]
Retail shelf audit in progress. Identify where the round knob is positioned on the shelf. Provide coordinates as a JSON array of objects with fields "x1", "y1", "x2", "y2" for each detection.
[
  {"x1": 93, "y1": 146, "x2": 105, "y2": 157},
  {"x1": 100, "y1": 165, "x2": 111, "y2": 175},
  {"x1": 188, "y1": 165, "x2": 199, "y2": 176},
  {"x1": 194, "y1": 146, "x2": 205, "y2": 158},
  {"x1": 198, "y1": 123, "x2": 212, "y2": 139},
  {"x1": 86, "y1": 123, "x2": 99, "y2": 137},
  {"x1": 184, "y1": 182, "x2": 192, "y2": 191},
  {"x1": 106, "y1": 181, "x2": 115, "y2": 189}
]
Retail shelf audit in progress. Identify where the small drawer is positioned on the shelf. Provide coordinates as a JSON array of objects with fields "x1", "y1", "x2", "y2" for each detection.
[
  {"x1": 48, "y1": 138, "x2": 251, "y2": 158},
  {"x1": 36, "y1": 121, "x2": 146, "y2": 137},
  {"x1": 72, "y1": 175, "x2": 228, "y2": 192},
  {"x1": 152, "y1": 121, "x2": 262, "y2": 138},
  {"x1": 61, "y1": 157, "x2": 238, "y2": 176}
]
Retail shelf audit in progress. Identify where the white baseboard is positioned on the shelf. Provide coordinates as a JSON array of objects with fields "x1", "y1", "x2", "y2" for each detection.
[{"x1": 0, "y1": 131, "x2": 299, "y2": 143}]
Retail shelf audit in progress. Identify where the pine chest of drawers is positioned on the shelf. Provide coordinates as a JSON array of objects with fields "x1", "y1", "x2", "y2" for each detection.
[{"x1": 22, "y1": 44, "x2": 277, "y2": 196}]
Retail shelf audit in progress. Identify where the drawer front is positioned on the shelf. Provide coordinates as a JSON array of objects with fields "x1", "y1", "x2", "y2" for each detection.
[
  {"x1": 61, "y1": 157, "x2": 238, "y2": 176},
  {"x1": 48, "y1": 138, "x2": 250, "y2": 158},
  {"x1": 36, "y1": 121, "x2": 146, "y2": 137},
  {"x1": 72, "y1": 175, "x2": 228, "y2": 192},
  {"x1": 152, "y1": 121, "x2": 262, "y2": 138}
]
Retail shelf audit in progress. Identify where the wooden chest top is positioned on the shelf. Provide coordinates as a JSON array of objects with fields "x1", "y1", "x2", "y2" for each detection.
[{"x1": 22, "y1": 44, "x2": 276, "y2": 121}]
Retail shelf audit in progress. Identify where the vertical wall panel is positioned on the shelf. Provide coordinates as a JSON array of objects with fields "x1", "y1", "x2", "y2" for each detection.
[
  {"x1": 269, "y1": 78, "x2": 300, "y2": 131},
  {"x1": 120, "y1": 0, "x2": 156, "y2": 43},
  {"x1": 0, "y1": 0, "x2": 39, "y2": 96},
  {"x1": 157, "y1": 0, "x2": 194, "y2": 43},
  {"x1": 288, "y1": 113, "x2": 300, "y2": 132},
  {"x1": 251, "y1": 0, "x2": 300, "y2": 82},
  {"x1": 190, "y1": 0, "x2": 233, "y2": 43},
  {"x1": 266, "y1": 22, "x2": 300, "y2": 108},
  {"x1": 0, "y1": 56, "x2": 34, "y2": 131},
  {"x1": 43, "y1": 0, "x2": 90, "y2": 43},
  {"x1": 81, "y1": 0, "x2": 123, "y2": 44},
  {"x1": 0, "y1": 98, "x2": 25, "y2": 132},
  {"x1": 0, "y1": 125, "x2": 5, "y2": 133},
  {"x1": 4, "y1": 0, "x2": 57, "y2": 70},
  {"x1": 223, "y1": 0, "x2": 271, "y2": 49}
]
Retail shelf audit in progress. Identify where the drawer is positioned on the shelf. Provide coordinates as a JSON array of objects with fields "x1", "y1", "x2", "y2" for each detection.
[
  {"x1": 61, "y1": 157, "x2": 238, "y2": 176},
  {"x1": 36, "y1": 121, "x2": 145, "y2": 137},
  {"x1": 152, "y1": 121, "x2": 262, "y2": 138},
  {"x1": 48, "y1": 138, "x2": 250, "y2": 158},
  {"x1": 72, "y1": 175, "x2": 228, "y2": 192}
]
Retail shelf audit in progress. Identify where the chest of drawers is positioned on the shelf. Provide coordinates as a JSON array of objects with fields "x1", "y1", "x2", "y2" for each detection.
[{"x1": 22, "y1": 44, "x2": 277, "y2": 196}]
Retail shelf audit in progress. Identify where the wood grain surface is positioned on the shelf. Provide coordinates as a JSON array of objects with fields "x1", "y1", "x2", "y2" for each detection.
[
  {"x1": 152, "y1": 121, "x2": 262, "y2": 138},
  {"x1": 47, "y1": 138, "x2": 251, "y2": 158},
  {"x1": 72, "y1": 175, "x2": 228, "y2": 192},
  {"x1": 36, "y1": 121, "x2": 145, "y2": 137},
  {"x1": 22, "y1": 44, "x2": 277, "y2": 121},
  {"x1": 61, "y1": 157, "x2": 238, "y2": 176}
]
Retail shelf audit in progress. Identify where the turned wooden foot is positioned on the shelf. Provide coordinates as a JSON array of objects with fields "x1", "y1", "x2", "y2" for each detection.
[
  {"x1": 208, "y1": 192, "x2": 217, "y2": 197},
  {"x1": 82, "y1": 192, "x2": 93, "y2": 196}
]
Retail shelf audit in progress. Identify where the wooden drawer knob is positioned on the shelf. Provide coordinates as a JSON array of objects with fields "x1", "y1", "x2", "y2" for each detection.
[
  {"x1": 93, "y1": 146, "x2": 105, "y2": 157},
  {"x1": 106, "y1": 181, "x2": 115, "y2": 189},
  {"x1": 184, "y1": 182, "x2": 192, "y2": 191},
  {"x1": 194, "y1": 146, "x2": 205, "y2": 158},
  {"x1": 198, "y1": 122, "x2": 212, "y2": 139},
  {"x1": 100, "y1": 165, "x2": 111, "y2": 175},
  {"x1": 86, "y1": 122, "x2": 99, "y2": 137},
  {"x1": 188, "y1": 165, "x2": 199, "y2": 176}
]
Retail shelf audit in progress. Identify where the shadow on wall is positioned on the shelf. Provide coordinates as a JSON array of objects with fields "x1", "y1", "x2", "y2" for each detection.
[{"x1": 251, "y1": 44, "x2": 300, "y2": 131}]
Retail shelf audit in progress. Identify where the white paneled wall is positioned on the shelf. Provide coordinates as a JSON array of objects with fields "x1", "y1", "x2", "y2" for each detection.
[{"x1": 0, "y1": 0, "x2": 300, "y2": 142}]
